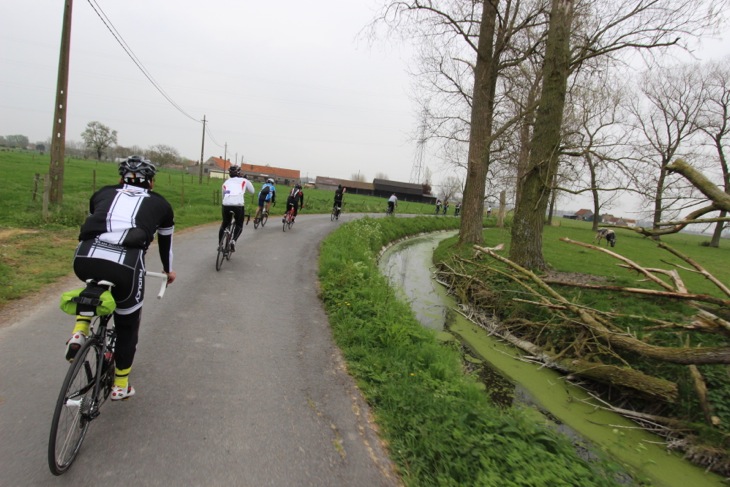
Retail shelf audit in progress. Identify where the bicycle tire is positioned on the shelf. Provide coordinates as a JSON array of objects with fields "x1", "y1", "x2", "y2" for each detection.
[
  {"x1": 48, "y1": 338, "x2": 102, "y2": 475},
  {"x1": 216, "y1": 231, "x2": 228, "y2": 271},
  {"x1": 261, "y1": 213, "x2": 268, "y2": 228},
  {"x1": 253, "y1": 217, "x2": 260, "y2": 229},
  {"x1": 331, "y1": 208, "x2": 336, "y2": 221},
  {"x1": 282, "y1": 215, "x2": 288, "y2": 232},
  {"x1": 225, "y1": 225, "x2": 234, "y2": 261}
]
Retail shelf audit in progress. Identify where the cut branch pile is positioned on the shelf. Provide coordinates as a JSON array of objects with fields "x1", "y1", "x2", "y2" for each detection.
[{"x1": 436, "y1": 239, "x2": 730, "y2": 426}]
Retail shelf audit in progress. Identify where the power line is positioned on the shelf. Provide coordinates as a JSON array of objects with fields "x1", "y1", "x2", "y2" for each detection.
[{"x1": 85, "y1": 0, "x2": 199, "y2": 123}]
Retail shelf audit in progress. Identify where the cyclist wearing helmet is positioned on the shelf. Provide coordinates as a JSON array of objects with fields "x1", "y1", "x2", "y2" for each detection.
[
  {"x1": 220, "y1": 165, "x2": 254, "y2": 251},
  {"x1": 333, "y1": 184, "x2": 346, "y2": 212},
  {"x1": 285, "y1": 183, "x2": 305, "y2": 222},
  {"x1": 67, "y1": 155, "x2": 176, "y2": 400},
  {"x1": 254, "y1": 177, "x2": 276, "y2": 223}
]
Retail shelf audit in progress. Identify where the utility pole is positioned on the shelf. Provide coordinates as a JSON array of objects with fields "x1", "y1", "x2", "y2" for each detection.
[
  {"x1": 223, "y1": 142, "x2": 227, "y2": 163},
  {"x1": 49, "y1": 0, "x2": 74, "y2": 205},
  {"x1": 198, "y1": 115, "x2": 206, "y2": 184}
]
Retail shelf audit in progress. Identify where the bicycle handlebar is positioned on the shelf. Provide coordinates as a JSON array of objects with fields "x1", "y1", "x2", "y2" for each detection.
[{"x1": 145, "y1": 271, "x2": 169, "y2": 299}]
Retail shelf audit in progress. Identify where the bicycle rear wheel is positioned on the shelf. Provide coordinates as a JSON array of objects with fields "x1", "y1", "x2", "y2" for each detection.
[
  {"x1": 331, "y1": 208, "x2": 336, "y2": 221},
  {"x1": 253, "y1": 217, "x2": 260, "y2": 229},
  {"x1": 48, "y1": 338, "x2": 102, "y2": 475},
  {"x1": 261, "y1": 213, "x2": 268, "y2": 228}
]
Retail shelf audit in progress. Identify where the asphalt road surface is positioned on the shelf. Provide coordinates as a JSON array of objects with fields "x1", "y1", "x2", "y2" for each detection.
[{"x1": 0, "y1": 212, "x2": 401, "y2": 486}]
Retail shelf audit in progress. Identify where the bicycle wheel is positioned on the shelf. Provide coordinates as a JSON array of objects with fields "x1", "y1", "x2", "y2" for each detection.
[
  {"x1": 282, "y1": 214, "x2": 288, "y2": 232},
  {"x1": 216, "y1": 231, "x2": 228, "y2": 271},
  {"x1": 261, "y1": 213, "x2": 268, "y2": 228},
  {"x1": 331, "y1": 208, "x2": 336, "y2": 221},
  {"x1": 48, "y1": 338, "x2": 102, "y2": 475},
  {"x1": 225, "y1": 227, "x2": 233, "y2": 261},
  {"x1": 253, "y1": 217, "x2": 260, "y2": 229}
]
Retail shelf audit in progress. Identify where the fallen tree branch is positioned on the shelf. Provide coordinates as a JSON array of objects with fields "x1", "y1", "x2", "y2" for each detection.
[{"x1": 559, "y1": 238, "x2": 674, "y2": 291}]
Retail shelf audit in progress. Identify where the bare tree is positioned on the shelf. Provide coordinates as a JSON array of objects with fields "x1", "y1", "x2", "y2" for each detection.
[
  {"x1": 81, "y1": 121, "x2": 118, "y2": 160},
  {"x1": 351, "y1": 172, "x2": 367, "y2": 182},
  {"x1": 509, "y1": 0, "x2": 575, "y2": 270},
  {"x1": 509, "y1": 0, "x2": 728, "y2": 269},
  {"x1": 439, "y1": 174, "x2": 463, "y2": 202},
  {"x1": 696, "y1": 58, "x2": 730, "y2": 247},
  {"x1": 371, "y1": 0, "x2": 550, "y2": 245},
  {"x1": 146, "y1": 144, "x2": 181, "y2": 167},
  {"x1": 628, "y1": 64, "x2": 707, "y2": 236},
  {"x1": 558, "y1": 72, "x2": 636, "y2": 230}
]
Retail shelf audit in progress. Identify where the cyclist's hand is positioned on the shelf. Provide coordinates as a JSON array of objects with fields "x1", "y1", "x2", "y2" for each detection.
[{"x1": 165, "y1": 270, "x2": 177, "y2": 285}]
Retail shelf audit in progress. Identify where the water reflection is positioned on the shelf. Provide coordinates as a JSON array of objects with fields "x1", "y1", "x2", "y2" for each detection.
[{"x1": 379, "y1": 235, "x2": 449, "y2": 331}]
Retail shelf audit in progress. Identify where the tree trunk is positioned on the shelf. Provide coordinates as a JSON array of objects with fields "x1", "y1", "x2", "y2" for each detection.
[
  {"x1": 709, "y1": 212, "x2": 726, "y2": 248},
  {"x1": 509, "y1": 0, "x2": 574, "y2": 270},
  {"x1": 458, "y1": 1, "x2": 499, "y2": 245},
  {"x1": 589, "y1": 154, "x2": 600, "y2": 231}
]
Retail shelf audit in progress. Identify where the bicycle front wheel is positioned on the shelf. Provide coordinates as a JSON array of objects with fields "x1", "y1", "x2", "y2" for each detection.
[
  {"x1": 331, "y1": 209, "x2": 336, "y2": 221},
  {"x1": 261, "y1": 213, "x2": 268, "y2": 228},
  {"x1": 48, "y1": 338, "x2": 102, "y2": 475}
]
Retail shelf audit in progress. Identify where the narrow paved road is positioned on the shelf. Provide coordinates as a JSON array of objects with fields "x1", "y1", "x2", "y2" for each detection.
[{"x1": 0, "y1": 213, "x2": 400, "y2": 486}]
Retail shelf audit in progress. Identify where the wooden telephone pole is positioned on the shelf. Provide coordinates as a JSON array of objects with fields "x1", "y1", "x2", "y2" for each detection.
[
  {"x1": 49, "y1": 0, "x2": 74, "y2": 204},
  {"x1": 198, "y1": 115, "x2": 206, "y2": 184}
]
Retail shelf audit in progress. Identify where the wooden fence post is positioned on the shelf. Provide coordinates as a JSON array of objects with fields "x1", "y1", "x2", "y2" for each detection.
[
  {"x1": 33, "y1": 173, "x2": 40, "y2": 201},
  {"x1": 43, "y1": 174, "x2": 50, "y2": 221}
]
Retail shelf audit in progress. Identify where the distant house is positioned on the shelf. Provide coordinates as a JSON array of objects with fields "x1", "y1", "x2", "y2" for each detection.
[
  {"x1": 195, "y1": 157, "x2": 300, "y2": 186},
  {"x1": 373, "y1": 178, "x2": 436, "y2": 204},
  {"x1": 564, "y1": 209, "x2": 594, "y2": 221}
]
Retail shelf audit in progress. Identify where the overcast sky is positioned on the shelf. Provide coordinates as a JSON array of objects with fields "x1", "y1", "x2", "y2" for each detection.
[
  {"x1": 2, "y1": 0, "x2": 421, "y2": 183},
  {"x1": 2, "y1": 1, "x2": 729, "y2": 216}
]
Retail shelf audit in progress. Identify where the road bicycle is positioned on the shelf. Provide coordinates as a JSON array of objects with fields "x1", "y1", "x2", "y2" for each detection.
[
  {"x1": 331, "y1": 203, "x2": 342, "y2": 221},
  {"x1": 48, "y1": 272, "x2": 168, "y2": 475},
  {"x1": 216, "y1": 210, "x2": 249, "y2": 271},
  {"x1": 386, "y1": 204, "x2": 396, "y2": 216},
  {"x1": 253, "y1": 208, "x2": 269, "y2": 229},
  {"x1": 282, "y1": 207, "x2": 296, "y2": 232}
]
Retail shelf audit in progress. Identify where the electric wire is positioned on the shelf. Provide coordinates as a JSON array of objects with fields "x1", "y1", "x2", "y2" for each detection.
[
  {"x1": 86, "y1": 0, "x2": 200, "y2": 123},
  {"x1": 86, "y1": 0, "x2": 231, "y2": 154}
]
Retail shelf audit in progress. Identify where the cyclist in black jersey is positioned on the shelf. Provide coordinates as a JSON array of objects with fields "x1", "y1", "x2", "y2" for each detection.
[
  {"x1": 333, "y1": 184, "x2": 345, "y2": 210},
  {"x1": 66, "y1": 156, "x2": 176, "y2": 401}
]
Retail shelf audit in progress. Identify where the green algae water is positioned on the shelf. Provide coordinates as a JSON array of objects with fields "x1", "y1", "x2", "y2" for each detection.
[{"x1": 379, "y1": 232, "x2": 725, "y2": 487}]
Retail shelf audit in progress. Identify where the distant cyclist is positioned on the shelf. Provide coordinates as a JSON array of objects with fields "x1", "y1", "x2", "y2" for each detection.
[
  {"x1": 333, "y1": 184, "x2": 346, "y2": 213},
  {"x1": 67, "y1": 155, "x2": 176, "y2": 401},
  {"x1": 285, "y1": 184, "x2": 305, "y2": 222},
  {"x1": 254, "y1": 178, "x2": 276, "y2": 222},
  {"x1": 219, "y1": 166, "x2": 254, "y2": 251},
  {"x1": 387, "y1": 193, "x2": 398, "y2": 214}
]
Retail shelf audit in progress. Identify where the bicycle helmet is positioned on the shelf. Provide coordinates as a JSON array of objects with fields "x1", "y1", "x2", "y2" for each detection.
[
  {"x1": 118, "y1": 156, "x2": 156, "y2": 187},
  {"x1": 267, "y1": 178, "x2": 274, "y2": 184},
  {"x1": 228, "y1": 165, "x2": 241, "y2": 177},
  {"x1": 295, "y1": 183, "x2": 302, "y2": 189}
]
